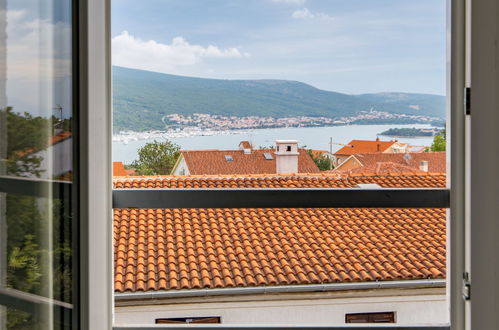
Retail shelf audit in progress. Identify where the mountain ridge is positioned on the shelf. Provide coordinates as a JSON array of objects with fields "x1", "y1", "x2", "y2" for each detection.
[{"x1": 113, "y1": 66, "x2": 445, "y2": 132}]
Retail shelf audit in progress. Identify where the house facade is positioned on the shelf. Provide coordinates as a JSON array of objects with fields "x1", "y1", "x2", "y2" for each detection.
[{"x1": 333, "y1": 138, "x2": 412, "y2": 167}]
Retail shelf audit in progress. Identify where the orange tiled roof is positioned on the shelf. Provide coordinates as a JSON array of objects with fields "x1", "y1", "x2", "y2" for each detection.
[
  {"x1": 334, "y1": 139, "x2": 396, "y2": 155},
  {"x1": 179, "y1": 149, "x2": 320, "y2": 175},
  {"x1": 113, "y1": 173, "x2": 446, "y2": 293},
  {"x1": 113, "y1": 172, "x2": 446, "y2": 189},
  {"x1": 336, "y1": 152, "x2": 446, "y2": 173},
  {"x1": 113, "y1": 162, "x2": 128, "y2": 177},
  {"x1": 49, "y1": 131, "x2": 72, "y2": 145},
  {"x1": 125, "y1": 169, "x2": 136, "y2": 176},
  {"x1": 114, "y1": 207, "x2": 446, "y2": 293},
  {"x1": 239, "y1": 141, "x2": 252, "y2": 149},
  {"x1": 17, "y1": 131, "x2": 72, "y2": 157}
]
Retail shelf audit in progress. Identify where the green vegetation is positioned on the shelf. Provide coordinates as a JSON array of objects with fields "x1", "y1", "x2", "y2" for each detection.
[
  {"x1": 380, "y1": 127, "x2": 439, "y2": 137},
  {"x1": 307, "y1": 150, "x2": 334, "y2": 171},
  {"x1": 430, "y1": 129, "x2": 446, "y2": 152},
  {"x1": 112, "y1": 66, "x2": 446, "y2": 132},
  {"x1": 130, "y1": 140, "x2": 181, "y2": 175},
  {"x1": 2, "y1": 108, "x2": 73, "y2": 328}
]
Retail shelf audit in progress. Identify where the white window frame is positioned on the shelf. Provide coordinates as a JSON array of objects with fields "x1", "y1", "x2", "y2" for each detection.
[{"x1": 78, "y1": 0, "x2": 499, "y2": 329}]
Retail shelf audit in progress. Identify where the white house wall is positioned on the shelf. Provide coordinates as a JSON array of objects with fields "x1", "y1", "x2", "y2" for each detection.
[
  {"x1": 172, "y1": 157, "x2": 189, "y2": 175},
  {"x1": 33, "y1": 138, "x2": 73, "y2": 179},
  {"x1": 114, "y1": 291, "x2": 448, "y2": 326}
]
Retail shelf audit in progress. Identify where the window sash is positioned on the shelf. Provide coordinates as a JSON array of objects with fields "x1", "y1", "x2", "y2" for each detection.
[{"x1": 112, "y1": 188, "x2": 450, "y2": 209}]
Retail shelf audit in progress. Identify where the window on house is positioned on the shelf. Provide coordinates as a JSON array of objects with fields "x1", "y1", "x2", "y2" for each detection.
[
  {"x1": 345, "y1": 312, "x2": 395, "y2": 323},
  {"x1": 155, "y1": 316, "x2": 221, "y2": 324}
]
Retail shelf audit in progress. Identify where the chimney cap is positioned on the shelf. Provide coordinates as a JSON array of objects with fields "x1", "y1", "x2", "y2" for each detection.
[{"x1": 276, "y1": 139, "x2": 298, "y2": 144}]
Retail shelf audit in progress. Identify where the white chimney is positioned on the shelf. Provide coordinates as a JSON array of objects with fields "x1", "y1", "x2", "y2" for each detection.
[
  {"x1": 239, "y1": 141, "x2": 252, "y2": 154},
  {"x1": 420, "y1": 160, "x2": 429, "y2": 172},
  {"x1": 275, "y1": 140, "x2": 299, "y2": 174}
]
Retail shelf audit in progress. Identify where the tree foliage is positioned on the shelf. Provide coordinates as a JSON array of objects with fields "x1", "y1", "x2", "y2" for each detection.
[
  {"x1": 4, "y1": 107, "x2": 52, "y2": 177},
  {"x1": 131, "y1": 140, "x2": 181, "y2": 175},
  {"x1": 307, "y1": 150, "x2": 333, "y2": 171},
  {"x1": 1, "y1": 108, "x2": 73, "y2": 328},
  {"x1": 430, "y1": 129, "x2": 446, "y2": 152}
]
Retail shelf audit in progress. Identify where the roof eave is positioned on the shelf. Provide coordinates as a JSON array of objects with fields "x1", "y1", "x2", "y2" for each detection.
[{"x1": 115, "y1": 278, "x2": 446, "y2": 301}]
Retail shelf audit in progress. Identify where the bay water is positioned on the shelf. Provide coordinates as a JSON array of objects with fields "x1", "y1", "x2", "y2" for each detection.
[{"x1": 112, "y1": 124, "x2": 436, "y2": 164}]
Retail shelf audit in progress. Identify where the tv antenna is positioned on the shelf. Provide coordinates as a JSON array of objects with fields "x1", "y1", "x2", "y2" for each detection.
[{"x1": 53, "y1": 104, "x2": 63, "y2": 121}]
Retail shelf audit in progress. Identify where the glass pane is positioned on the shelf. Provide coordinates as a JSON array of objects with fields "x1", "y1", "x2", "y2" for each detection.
[
  {"x1": 112, "y1": 1, "x2": 447, "y2": 183},
  {"x1": 0, "y1": 0, "x2": 74, "y2": 328},
  {"x1": 112, "y1": 0, "x2": 448, "y2": 327}
]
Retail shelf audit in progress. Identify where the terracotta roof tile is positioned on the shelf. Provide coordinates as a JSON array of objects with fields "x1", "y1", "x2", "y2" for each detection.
[
  {"x1": 113, "y1": 162, "x2": 128, "y2": 177},
  {"x1": 114, "y1": 172, "x2": 446, "y2": 189},
  {"x1": 335, "y1": 152, "x2": 446, "y2": 173},
  {"x1": 179, "y1": 149, "x2": 319, "y2": 175},
  {"x1": 334, "y1": 139, "x2": 396, "y2": 155},
  {"x1": 114, "y1": 173, "x2": 446, "y2": 293}
]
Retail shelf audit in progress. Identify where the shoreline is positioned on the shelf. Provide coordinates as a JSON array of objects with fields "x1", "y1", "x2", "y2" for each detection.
[{"x1": 113, "y1": 123, "x2": 439, "y2": 144}]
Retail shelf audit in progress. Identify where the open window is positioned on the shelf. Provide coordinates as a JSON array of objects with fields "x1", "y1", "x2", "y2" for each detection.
[
  {"x1": 10, "y1": 0, "x2": 499, "y2": 328},
  {"x1": 110, "y1": 0, "x2": 456, "y2": 328}
]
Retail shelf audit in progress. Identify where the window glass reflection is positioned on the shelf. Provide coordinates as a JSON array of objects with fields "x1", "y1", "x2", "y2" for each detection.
[{"x1": 0, "y1": 0, "x2": 74, "y2": 329}]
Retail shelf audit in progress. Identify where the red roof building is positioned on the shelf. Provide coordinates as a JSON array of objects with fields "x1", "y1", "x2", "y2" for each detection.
[
  {"x1": 171, "y1": 141, "x2": 320, "y2": 175},
  {"x1": 333, "y1": 152, "x2": 446, "y2": 174},
  {"x1": 333, "y1": 138, "x2": 412, "y2": 167}
]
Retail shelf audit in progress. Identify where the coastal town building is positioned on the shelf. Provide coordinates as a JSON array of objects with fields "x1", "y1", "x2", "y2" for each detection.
[
  {"x1": 171, "y1": 140, "x2": 319, "y2": 175},
  {"x1": 113, "y1": 161, "x2": 136, "y2": 176},
  {"x1": 333, "y1": 138, "x2": 411, "y2": 167},
  {"x1": 113, "y1": 172, "x2": 447, "y2": 326},
  {"x1": 333, "y1": 152, "x2": 446, "y2": 174},
  {"x1": 19, "y1": 131, "x2": 73, "y2": 180}
]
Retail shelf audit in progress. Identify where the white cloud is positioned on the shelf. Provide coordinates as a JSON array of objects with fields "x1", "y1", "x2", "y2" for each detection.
[
  {"x1": 112, "y1": 31, "x2": 249, "y2": 74},
  {"x1": 292, "y1": 8, "x2": 334, "y2": 20},
  {"x1": 292, "y1": 8, "x2": 314, "y2": 19},
  {"x1": 6, "y1": 11, "x2": 72, "y2": 80},
  {"x1": 272, "y1": 0, "x2": 306, "y2": 4}
]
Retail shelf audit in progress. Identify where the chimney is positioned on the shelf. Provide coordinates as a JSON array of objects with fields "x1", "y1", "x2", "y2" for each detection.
[
  {"x1": 239, "y1": 141, "x2": 252, "y2": 154},
  {"x1": 419, "y1": 160, "x2": 429, "y2": 172},
  {"x1": 376, "y1": 143, "x2": 380, "y2": 152},
  {"x1": 275, "y1": 140, "x2": 299, "y2": 174}
]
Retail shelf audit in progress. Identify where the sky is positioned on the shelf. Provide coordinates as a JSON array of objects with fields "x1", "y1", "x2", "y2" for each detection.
[
  {"x1": 112, "y1": 0, "x2": 447, "y2": 95},
  {"x1": 4, "y1": 0, "x2": 73, "y2": 116}
]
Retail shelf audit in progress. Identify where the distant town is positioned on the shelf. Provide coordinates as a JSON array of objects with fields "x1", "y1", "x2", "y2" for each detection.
[
  {"x1": 113, "y1": 110, "x2": 442, "y2": 143},
  {"x1": 164, "y1": 110, "x2": 442, "y2": 131}
]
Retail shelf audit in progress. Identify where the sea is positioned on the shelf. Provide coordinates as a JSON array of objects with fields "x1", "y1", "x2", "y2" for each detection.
[{"x1": 112, "y1": 124, "x2": 437, "y2": 164}]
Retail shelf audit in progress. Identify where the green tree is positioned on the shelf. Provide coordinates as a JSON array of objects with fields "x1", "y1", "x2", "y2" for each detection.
[
  {"x1": 4, "y1": 107, "x2": 52, "y2": 177},
  {"x1": 131, "y1": 140, "x2": 181, "y2": 175},
  {"x1": 307, "y1": 150, "x2": 334, "y2": 171},
  {"x1": 430, "y1": 129, "x2": 446, "y2": 152},
  {"x1": 1, "y1": 108, "x2": 74, "y2": 328}
]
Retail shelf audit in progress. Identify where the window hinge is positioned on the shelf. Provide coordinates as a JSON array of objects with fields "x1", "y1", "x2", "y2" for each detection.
[
  {"x1": 464, "y1": 87, "x2": 471, "y2": 115},
  {"x1": 462, "y1": 272, "x2": 471, "y2": 301}
]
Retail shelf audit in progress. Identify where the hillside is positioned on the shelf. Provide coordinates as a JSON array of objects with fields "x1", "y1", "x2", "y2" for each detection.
[{"x1": 113, "y1": 66, "x2": 445, "y2": 132}]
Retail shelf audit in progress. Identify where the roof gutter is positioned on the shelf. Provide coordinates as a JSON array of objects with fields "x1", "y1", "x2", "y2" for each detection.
[{"x1": 115, "y1": 279, "x2": 445, "y2": 301}]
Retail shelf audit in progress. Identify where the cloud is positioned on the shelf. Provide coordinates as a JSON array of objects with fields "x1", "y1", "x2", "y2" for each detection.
[
  {"x1": 112, "y1": 31, "x2": 249, "y2": 74},
  {"x1": 292, "y1": 8, "x2": 334, "y2": 20},
  {"x1": 6, "y1": 11, "x2": 72, "y2": 80},
  {"x1": 272, "y1": 0, "x2": 306, "y2": 4},
  {"x1": 292, "y1": 8, "x2": 314, "y2": 19}
]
